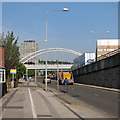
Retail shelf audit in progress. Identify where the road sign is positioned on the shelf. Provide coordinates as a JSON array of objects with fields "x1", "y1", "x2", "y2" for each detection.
[
  {"x1": 87, "y1": 59, "x2": 94, "y2": 64},
  {"x1": 40, "y1": 71, "x2": 43, "y2": 75},
  {"x1": 10, "y1": 69, "x2": 16, "y2": 74}
]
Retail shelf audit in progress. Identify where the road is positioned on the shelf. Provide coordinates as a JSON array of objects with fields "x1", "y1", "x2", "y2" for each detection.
[
  {"x1": 37, "y1": 77, "x2": 119, "y2": 118},
  {"x1": 1, "y1": 81, "x2": 80, "y2": 119}
]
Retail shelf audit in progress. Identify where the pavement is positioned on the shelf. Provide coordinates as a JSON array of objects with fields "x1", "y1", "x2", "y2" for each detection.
[
  {"x1": 0, "y1": 81, "x2": 79, "y2": 119},
  {"x1": 0, "y1": 81, "x2": 118, "y2": 119}
]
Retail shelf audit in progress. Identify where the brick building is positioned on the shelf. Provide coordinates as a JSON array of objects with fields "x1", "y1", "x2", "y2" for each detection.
[
  {"x1": 0, "y1": 43, "x2": 5, "y2": 82},
  {"x1": 0, "y1": 43, "x2": 5, "y2": 67}
]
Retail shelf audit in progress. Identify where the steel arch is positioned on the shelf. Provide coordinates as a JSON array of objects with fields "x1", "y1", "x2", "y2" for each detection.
[{"x1": 20, "y1": 48, "x2": 82, "y2": 63}]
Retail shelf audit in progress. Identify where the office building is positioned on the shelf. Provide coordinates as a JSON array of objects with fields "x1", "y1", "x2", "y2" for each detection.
[
  {"x1": 73, "y1": 52, "x2": 95, "y2": 68},
  {"x1": 20, "y1": 40, "x2": 39, "y2": 64},
  {"x1": 97, "y1": 39, "x2": 120, "y2": 60}
]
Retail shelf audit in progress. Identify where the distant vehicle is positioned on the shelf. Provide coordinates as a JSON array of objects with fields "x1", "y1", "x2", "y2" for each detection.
[
  {"x1": 59, "y1": 72, "x2": 74, "y2": 85},
  {"x1": 43, "y1": 76, "x2": 51, "y2": 84}
]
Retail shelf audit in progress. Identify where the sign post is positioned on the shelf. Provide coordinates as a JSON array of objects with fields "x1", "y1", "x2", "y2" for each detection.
[{"x1": 10, "y1": 69, "x2": 16, "y2": 88}]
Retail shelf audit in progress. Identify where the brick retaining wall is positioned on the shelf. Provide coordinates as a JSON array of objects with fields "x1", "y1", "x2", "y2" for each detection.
[{"x1": 72, "y1": 53, "x2": 120, "y2": 89}]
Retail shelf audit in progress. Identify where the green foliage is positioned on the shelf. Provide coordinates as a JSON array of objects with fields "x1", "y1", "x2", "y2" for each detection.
[
  {"x1": 1, "y1": 31, "x2": 20, "y2": 78},
  {"x1": 6, "y1": 77, "x2": 12, "y2": 83},
  {"x1": 28, "y1": 69, "x2": 35, "y2": 77},
  {"x1": 15, "y1": 79, "x2": 18, "y2": 87},
  {"x1": 16, "y1": 62, "x2": 26, "y2": 79}
]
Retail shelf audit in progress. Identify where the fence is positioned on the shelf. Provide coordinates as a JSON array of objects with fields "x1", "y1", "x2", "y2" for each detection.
[{"x1": 97, "y1": 48, "x2": 120, "y2": 61}]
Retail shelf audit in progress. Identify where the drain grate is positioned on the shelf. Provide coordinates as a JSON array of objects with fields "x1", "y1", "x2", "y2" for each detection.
[
  {"x1": 37, "y1": 115, "x2": 52, "y2": 118},
  {"x1": 5, "y1": 106, "x2": 23, "y2": 109}
]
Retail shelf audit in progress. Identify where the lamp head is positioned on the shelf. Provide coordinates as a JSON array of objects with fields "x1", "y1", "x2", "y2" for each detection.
[
  {"x1": 63, "y1": 8, "x2": 69, "y2": 11},
  {"x1": 106, "y1": 31, "x2": 110, "y2": 33},
  {"x1": 90, "y1": 31, "x2": 94, "y2": 34},
  {"x1": 45, "y1": 40, "x2": 47, "y2": 43}
]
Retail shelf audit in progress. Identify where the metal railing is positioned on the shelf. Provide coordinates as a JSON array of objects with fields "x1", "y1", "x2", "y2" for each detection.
[{"x1": 97, "y1": 48, "x2": 120, "y2": 61}]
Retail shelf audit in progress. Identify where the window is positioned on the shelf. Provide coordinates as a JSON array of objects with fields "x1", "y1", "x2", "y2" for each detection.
[
  {"x1": 107, "y1": 49, "x2": 115, "y2": 51},
  {"x1": 98, "y1": 49, "x2": 102, "y2": 51}
]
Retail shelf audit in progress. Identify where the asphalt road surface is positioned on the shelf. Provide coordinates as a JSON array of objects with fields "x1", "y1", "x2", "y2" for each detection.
[{"x1": 37, "y1": 77, "x2": 119, "y2": 118}]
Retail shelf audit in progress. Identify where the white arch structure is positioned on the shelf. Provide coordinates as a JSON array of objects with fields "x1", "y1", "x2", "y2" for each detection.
[{"x1": 20, "y1": 48, "x2": 82, "y2": 63}]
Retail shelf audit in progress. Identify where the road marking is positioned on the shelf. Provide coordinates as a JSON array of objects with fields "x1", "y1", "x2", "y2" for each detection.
[
  {"x1": 94, "y1": 94, "x2": 99, "y2": 96},
  {"x1": 28, "y1": 88, "x2": 37, "y2": 118},
  {"x1": 37, "y1": 114, "x2": 52, "y2": 118}
]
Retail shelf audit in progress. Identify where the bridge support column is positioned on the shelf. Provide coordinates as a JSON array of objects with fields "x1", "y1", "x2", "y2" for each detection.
[
  {"x1": 57, "y1": 62, "x2": 59, "y2": 91},
  {"x1": 26, "y1": 69, "x2": 28, "y2": 82}
]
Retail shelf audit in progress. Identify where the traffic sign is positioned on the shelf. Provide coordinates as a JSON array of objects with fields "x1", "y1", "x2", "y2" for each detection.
[
  {"x1": 87, "y1": 59, "x2": 94, "y2": 64},
  {"x1": 40, "y1": 71, "x2": 43, "y2": 75},
  {"x1": 10, "y1": 69, "x2": 16, "y2": 74}
]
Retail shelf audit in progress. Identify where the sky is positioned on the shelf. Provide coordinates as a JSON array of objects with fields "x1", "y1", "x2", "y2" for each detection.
[{"x1": 1, "y1": 2, "x2": 118, "y2": 61}]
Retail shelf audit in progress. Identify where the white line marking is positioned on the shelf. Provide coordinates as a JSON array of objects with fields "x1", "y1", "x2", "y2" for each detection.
[
  {"x1": 94, "y1": 94, "x2": 99, "y2": 96},
  {"x1": 28, "y1": 88, "x2": 37, "y2": 118}
]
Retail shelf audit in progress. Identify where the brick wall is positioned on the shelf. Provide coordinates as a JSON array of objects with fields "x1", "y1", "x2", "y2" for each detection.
[
  {"x1": 72, "y1": 53, "x2": 120, "y2": 89},
  {"x1": 0, "y1": 45, "x2": 5, "y2": 67}
]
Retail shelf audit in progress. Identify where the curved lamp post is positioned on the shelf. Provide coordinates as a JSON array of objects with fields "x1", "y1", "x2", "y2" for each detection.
[{"x1": 45, "y1": 8, "x2": 69, "y2": 91}]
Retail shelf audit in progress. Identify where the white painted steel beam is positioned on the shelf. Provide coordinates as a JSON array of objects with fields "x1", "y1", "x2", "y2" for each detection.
[
  {"x1": 20, "y1": 48, "x2": 82, "y2": 63},
  {"x1": 25, "y1": 64, "x2": 73, "y2": 70}
]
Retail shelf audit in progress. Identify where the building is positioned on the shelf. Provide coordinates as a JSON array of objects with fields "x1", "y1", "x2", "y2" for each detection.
[
  {"x1": 0, "y1": 43, "x2": 5, "y2": 67},
  {"x1": 73, "y1": 52, "x2": 95, "y2": 68},
  {"x1": 97, "y1": 39, "x2": 120, "y2": 60},
  {"x1": 0, "y1": 43, "x2": 5, "y2": 83},
  {"x1": 20, "y1": 40, "x2": 39, "y2": 64}
]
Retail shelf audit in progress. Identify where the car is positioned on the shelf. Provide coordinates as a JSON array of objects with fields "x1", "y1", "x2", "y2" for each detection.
[
  {"x1": 68, "y1": 79, "x2": 74, "y2": 85},
  {"x1": 43, "y1": 76, "x2": 51, "y2": 84}
]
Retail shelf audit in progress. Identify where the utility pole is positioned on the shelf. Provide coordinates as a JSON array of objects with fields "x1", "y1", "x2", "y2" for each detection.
[
  {"x1": 35, "y1": 42, "x2": 37, "y2": 83},
  {"x1": 57, "y1": 60, "x2": 59, "y2": 91}
]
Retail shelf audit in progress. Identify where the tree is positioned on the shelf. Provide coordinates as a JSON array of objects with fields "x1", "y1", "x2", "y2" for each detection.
[
  {"x1": 1, "y1": 31, "x2": 20, "y2": 78},
  {"x1": 28, "y1": 70, "x2": 35, "y2": 77},
  {"x1": 16, "y1": 63, "x2": 26, "y2": 79}
]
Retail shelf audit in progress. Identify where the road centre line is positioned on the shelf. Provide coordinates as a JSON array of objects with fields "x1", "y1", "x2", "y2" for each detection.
[{"x1": 28, "y1": 88, "x2": 37, "y2": 118}]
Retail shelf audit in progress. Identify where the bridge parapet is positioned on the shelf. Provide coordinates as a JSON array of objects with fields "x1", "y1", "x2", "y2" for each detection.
[{"x1": 25, "y1": 64, "x2": 73, "y2": 70}]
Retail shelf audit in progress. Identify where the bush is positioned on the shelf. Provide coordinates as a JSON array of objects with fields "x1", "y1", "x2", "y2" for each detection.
[
  {"x1": 6, "y1": 77, "x2": 12, "y2": 83},
  {"x1": 14, "y1": 79, "x2": 18, "y2": 87}
]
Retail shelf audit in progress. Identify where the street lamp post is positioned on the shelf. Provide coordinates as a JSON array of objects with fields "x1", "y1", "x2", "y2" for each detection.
[
  {"x1": 35, "y1": 43, "x2": 37, "y2": 83},
  {"x1": 45, "y1": 39, "x2": 48, "y2": 91},
  {"x1": 45, "y1": 8, "x2": 69, "y2": 91},
  {"x1": 57, "y1": 60, "x2": 59, "y2": 91}
]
